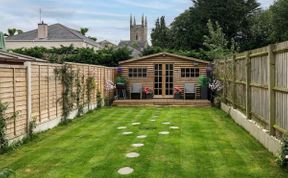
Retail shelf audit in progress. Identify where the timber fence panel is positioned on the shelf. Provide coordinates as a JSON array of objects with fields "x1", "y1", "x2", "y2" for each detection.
[
  {"x1": 0, "y1": 61, "x2": 115, "y2": 141},
  {"x1": 216, "y1": 40, "x2": 288, "y2": 137}
]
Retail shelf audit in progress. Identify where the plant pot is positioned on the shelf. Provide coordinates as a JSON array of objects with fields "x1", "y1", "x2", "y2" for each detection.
[
  {"x1": 116, "y1": 83, "x2": 126, "y2": 89},
  {"x1": 145, "y1": 93, "x2": 153, "y2": 99},
  {"x1": 174, "y1": 93, "x2": 182, "y2": 99},
  {"x1": 200, "y1": 86, "x2": 208, "y2": 99}
]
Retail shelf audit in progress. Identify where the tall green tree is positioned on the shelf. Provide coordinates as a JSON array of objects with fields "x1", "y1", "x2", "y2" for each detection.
[
  {"x1": 203, "y1": 20, "x2": 236, "y2": 59},
  {"x1": 270, "y1": 0, "x2": 288, "y2": 43},
  {"x1": 170, "y1": 0, "x2": 259, "y2": 51},
  {"x1": 151, "y1": 16, "x2": 171, "y2": 48}
]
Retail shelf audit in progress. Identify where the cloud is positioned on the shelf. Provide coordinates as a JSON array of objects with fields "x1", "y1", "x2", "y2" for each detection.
[{"x1": 115, "y1": 0, "x2": 173, "y2": 9}]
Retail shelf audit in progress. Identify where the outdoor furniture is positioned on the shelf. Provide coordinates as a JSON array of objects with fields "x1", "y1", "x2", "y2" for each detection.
[
  {"x1": 184, "y1": 83, "x2": 196, "y2": 100},
  {"x1": 129, "y1": 83, "x2": 143, "y2": 99}
]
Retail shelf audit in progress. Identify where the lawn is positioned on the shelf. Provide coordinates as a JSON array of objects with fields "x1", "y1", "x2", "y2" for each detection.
[{"x1": 0, "y1": 107, "x2": 287, "y2": 178}]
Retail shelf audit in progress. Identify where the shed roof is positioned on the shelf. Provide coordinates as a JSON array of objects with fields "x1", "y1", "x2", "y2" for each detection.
[
  {"x1": 0, "y1": 50, "x2": 47, "y2": 64},
  {"x1": 119, "y1": 52, "x2": 210, "y2": 64}
]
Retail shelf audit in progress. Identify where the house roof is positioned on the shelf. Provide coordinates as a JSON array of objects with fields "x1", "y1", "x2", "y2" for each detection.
[
  {"x1": 118, "y1": 40, "x2": 147, "y2": 51},
  {"x1": 119, "y1": 52, "x2": 210, "y2": 64},
  {"x1": 5, "y1": 23, "x2": 101, "y2": 48},
  {"x1": 97, "y1": 40, "x2": 116, "y2": 47},
  {"x1": 0, "y1": 50, "x2": 47, "y2": 64}
]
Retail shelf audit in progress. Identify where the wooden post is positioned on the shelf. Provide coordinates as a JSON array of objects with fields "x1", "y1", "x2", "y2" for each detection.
[
  {"x1": 232, "y1": 55, "x2": 236, "y2": 108},
  {"x1": 47, "y1": 66, "x2": 50, "y2": 120},
  {"x1": 268, "y1": 44, "x2": 276, "y2": 136},
  {"x1": 245, "y1": 51, "x2": 251, "y2": 119},
  {"x1": 38, "y1": 65, "x2": 41, "y2": 122},
  {"x1": 24, "y1": 62, "x2": 32, "y2": 134},
  {"x1": 223, "y1": 58, "x2": 228, "y2": 104},
  {"x1": 12, "y1": 68, "x2": 16, "y2": 136}
]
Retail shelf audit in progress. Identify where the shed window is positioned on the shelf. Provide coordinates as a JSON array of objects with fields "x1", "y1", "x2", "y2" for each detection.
[
  {"x1": 181, "y1": 68, "x2": 200, "y2": 78},
  {"x1": 128, "y1": 68, "x2": 147, "y2": 78}
]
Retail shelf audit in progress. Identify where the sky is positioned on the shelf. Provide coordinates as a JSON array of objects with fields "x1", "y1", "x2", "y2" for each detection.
[{"x1": 0, "y1": 0, "x2": 275, "y2": 44}]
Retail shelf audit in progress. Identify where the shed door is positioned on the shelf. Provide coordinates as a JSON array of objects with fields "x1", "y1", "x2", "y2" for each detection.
[{"x1": 154, "y1": 64, "x2": 174, "y2": 98}]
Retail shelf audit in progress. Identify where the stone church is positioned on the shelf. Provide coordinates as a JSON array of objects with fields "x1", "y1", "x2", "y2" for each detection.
[{"x1": 118, "y1": 15, "x2": 148, "y2": 57}]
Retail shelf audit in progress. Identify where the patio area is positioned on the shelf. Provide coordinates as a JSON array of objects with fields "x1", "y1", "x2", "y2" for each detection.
[{"x1": 0, "y1": 107, "x2": 287, "y2": 178}]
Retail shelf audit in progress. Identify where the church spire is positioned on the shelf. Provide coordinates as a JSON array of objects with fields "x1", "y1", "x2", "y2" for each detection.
[
  {"x1": 142, "y1": 14, "x2": 144, "y2": 26},
  {"x1": 130, "y1": 14, "x2": 132, "y2": 26},
  {"x1": 133, "y1": 16, "x2": 136, "y2": 25},
  {"x1": 145, "y1": 16, "x2": 147, "y2": 27}
]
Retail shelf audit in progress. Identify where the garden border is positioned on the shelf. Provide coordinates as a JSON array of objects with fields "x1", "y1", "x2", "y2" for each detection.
[{"x1": 221, "y1": 102, "x2": 281, "y2": 156}]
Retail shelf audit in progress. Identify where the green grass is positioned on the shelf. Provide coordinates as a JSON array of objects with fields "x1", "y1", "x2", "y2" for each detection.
[{"x1": 0, "y1": 107, "x2": 287, "y2": 178}]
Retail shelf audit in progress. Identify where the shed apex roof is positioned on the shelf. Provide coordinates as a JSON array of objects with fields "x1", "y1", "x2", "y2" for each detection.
[{"x1": 119, "y1": 52, "x2": 210, "y2": 64}]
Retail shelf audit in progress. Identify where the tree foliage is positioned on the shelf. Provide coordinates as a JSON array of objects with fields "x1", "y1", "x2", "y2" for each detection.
[
  {"x1": 203, "y1": 20, "x2": 237, "y2": 59},
  {"x1": 4, "y1": 28, "x2": 23, "y2": 37},
  {"x1": 151, "y1": 16, "x2": 171, "y2": 48},
  {"x1": 11, "y1": 45, "x2": 132, "y2": 67},
  {"x1": 270, "y1": 0, "x2": 288, "y2": 43}
]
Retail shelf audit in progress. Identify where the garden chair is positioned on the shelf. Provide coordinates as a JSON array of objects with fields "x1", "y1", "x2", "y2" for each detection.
[
  {"x1": 129, "y1": 83, "x2": 143, "y2": 99},
  {"x1": 184, "y1": 83, "x2": 196, "y2": 100}
]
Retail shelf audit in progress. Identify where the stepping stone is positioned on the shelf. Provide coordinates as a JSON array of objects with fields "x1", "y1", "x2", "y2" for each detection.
[
  {"x1": 159, "y1": 131, "x2": 170, "y2": 135},
  {"x1": 170, "y1": 126, "x2": 179, "y2": 129},
  {"x1": 162, "y1": 122, "x2": 171, "y2": 125},
  {"x1": 117, "y1": 126, "x2": 127, "y2": 130},
  {"x1": 137, "y1": 135, "x2": 147, "y2": 139},
  {"x1": 122, "y1": 132, "x2": 133, "y2": 135},
  {"x1": 152, "y1": 116, "x2": 158, "y2": 118},
  {"x1": 117, "y1": 167, "x2": 134, "y2": 175},
  {"x1": 132, "y1": 122, "x2": 141, "y2": 126},
  {"x1": 132, "y1": 143, "x2": 144, "y2": 147},
  {"x1": 126, "y1": 152, "x2": 140, "y2": 158},
  {"x1": 150, "y1": 119, "x2": 156, "y2": 122}
]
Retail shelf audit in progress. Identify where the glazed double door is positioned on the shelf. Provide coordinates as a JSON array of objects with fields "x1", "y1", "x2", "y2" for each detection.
[{"x1": 154, "y1": 64, "x2": 174, "y2": 98}]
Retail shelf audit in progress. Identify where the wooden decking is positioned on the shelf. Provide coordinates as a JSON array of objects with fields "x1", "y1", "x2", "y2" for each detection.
[{"x1": 113, "y1": 99, "x2": 211, "y2": 107}]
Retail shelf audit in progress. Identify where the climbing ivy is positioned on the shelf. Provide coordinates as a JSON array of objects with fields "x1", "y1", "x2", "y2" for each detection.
[
  {"x1": 55, "y1": 64, "x2": 76, "y2": 123},
  {"x1": 86, "y1": 76, "x2": 96, "y2": 109},
  {"x1": 75, "y1": 70, "x2": 85, "y2": 116},
  {"x1": 0, "y1": 100, "x2": 8, "y2": 154},
  {"x1": 96, "y1": 90, "x2": 102, "y2": 108}
]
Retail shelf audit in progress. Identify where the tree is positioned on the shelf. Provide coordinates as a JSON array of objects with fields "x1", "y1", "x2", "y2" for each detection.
[
  {"x1": 270, "y1": 0, "x2": 288, "y2": 43},
  {"x1": 203, "y1": 20, "x2": 237, "y2": 59},
  {"x1": 151, "y1": 16, "x2": 171, "y2": 48},
  {"x1": 80, "y1": 28, "x2": 89, "y2": 36},
  {"x1": 4, "y1": 28, "x2": 24, "y2": 37},
  {"x1": 170, "y1": 0, "x2": 260, "y2": 51}
]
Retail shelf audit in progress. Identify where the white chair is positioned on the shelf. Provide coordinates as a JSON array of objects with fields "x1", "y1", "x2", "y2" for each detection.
[{"x1": 184, "y1": 83, "x2": 196, "y2": 100}]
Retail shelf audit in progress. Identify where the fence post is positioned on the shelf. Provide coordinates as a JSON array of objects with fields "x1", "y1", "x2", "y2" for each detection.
[
  {"x1": 268, "y1": 44, "x2": 276, "y2": 136},
  {"x1": 223, "y1": 58, "x2": 228, "y2": 104},
  {"x1": 232, "y1": 54, "x2": 236, "y2": 108},
  {"x1": 24, "y1": 62, "x2": 32, "y2": 134},
  {"x1": 245, "y1": 51, "x2": 251, "y2": 119}
]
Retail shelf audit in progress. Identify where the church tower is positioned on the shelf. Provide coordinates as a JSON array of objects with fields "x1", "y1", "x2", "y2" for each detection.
[{"x1": 130, "y1": 15, "x2": 147, "y2": 44}]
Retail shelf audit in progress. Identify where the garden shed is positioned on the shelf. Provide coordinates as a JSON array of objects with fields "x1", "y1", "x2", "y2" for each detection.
[{"x1": 119, "y1": 52, "x2": 209, "y2": 99}]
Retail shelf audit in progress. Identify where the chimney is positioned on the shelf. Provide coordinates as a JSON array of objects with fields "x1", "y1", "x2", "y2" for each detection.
[{"x1": 38, "y1": 21, "x2": 48, "y2": 39}]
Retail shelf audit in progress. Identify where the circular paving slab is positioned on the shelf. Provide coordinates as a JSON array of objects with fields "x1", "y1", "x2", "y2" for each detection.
[
  {"x1": 159, "y1": 131, "x2": 170, "y2": 135},
  {"x1": 117, "y1": 126, "x2": 127, "y2": 130},
  {"x1": 117, "y1": 167, "x2": 134, "y2": 175},
  {"x1": 152, "y1": 116, "x2": 158, "y2": 118},
  {"x1": 137, "y1": 135, "x2": 147, "y2": 139},
  {"x1": 132, "y1": 143, "x2": 144, "y2": 147},
  {"x1": 162, "y1": 122, "x2": 171, "y2": 125},
  {"x1": 170, "y1": 126, "x2": 179, "y2": 129},
  {"x1": 126, "y1": 152, "x2": 140, "y2": 158},
  {"x1": 132, "y1": 122, "x2": 141, "y2": 126},
  {"x1": 122, "y1": 132, "x2": 133, "y2": 135},
  {"x1": 150, "y1": 119, "x2": 156, "y2": 122}
]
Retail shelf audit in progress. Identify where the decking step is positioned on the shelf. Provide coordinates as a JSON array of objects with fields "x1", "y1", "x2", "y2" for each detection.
[{"x1": 112, "y1": 99, "x2": 211, "y2": 107}]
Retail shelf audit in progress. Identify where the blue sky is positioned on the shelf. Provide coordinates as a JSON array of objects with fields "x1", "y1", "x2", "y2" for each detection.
[{"x1": 0, "y1": 0, "x2": 274, "y2": 44}]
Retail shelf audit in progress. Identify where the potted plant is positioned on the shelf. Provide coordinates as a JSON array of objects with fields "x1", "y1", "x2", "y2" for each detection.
[
  {"x1": 174, "y1": 86, "x2": 183, "y2": 99},
  {"x1": 115, "y1": 67, "x2": 126, "y2": 89},
  {"x1": 208, "y1": 79, "x2": 223, "y2": 107},
  {"x1": 198, "y1": 75, "x2": 208, "y2": 99},
  {"x1": 144, "y1": 87, "x2": 153, "y2": 99}
]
